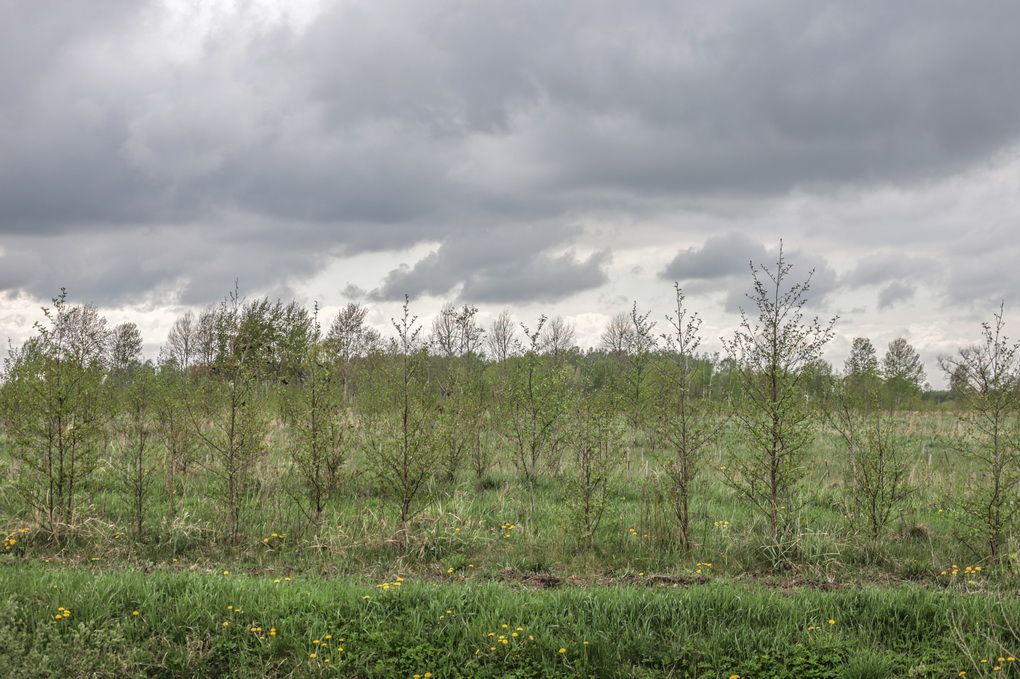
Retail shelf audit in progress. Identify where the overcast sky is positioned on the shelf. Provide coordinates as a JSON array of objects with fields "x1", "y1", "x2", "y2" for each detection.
[{"x1": 2, "y1": 0, "x2": 1020, "y2": 385}]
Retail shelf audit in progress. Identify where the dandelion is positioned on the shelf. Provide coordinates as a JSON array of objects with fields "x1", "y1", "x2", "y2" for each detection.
[
  {"x1": 223, "y1": 622, "x2": 230, "y2": 627},
  {"x1": 559, "y1": 648, "x2": 566, "y2": 653},
  {"x1": 363, "y1": 595, "x2": 371, "y2": 599},
  {"x1": 223, "y1": 570, "x2": 230, "y2": 575},
  {"x1": 309, "y1": 653, "x2": 316, "y2": 658},
  {"x1": 828, "y1": 619, "x2": 835, "y2": 625},
  {"x1": 132, "y1": 611, "x2": 139, "y2": 616}
]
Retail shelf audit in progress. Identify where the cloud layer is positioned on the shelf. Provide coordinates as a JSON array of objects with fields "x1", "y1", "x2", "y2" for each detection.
[{"x1": 1, "y1": 0, "x2": 1019, "y2": 350}]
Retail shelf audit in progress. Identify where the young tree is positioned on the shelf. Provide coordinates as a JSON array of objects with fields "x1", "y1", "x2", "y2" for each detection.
[
  {"x1": 164, "y1": 311, "x2": 197, "y2": 372},
  {"x1": 0, "y1": 291, "x2": 111, "y2": 537},
  {"x1": 564, "y1": 388, "x2": 623, "y2": 548},
  {"x1": 108, "y1": 322, "x2": 144, "y2": 375},
  {"x1": 188, "y1": 291, "x2": 269, "y2": 543},
  {"x1": 844, "y1": 337, "x2": 882, "y2": 405},
  {"x1": 153, "y1": 354, "x2": 197, "y2": 489},
  {"x1": 324, "y1": 302, "x2": 382, "y2": 401},
  {"x1": 655, "y1": 285, "x2": 724, "y2": 551},
  {"x1": 938, "y1": 304, "x2": 1020, "y2": 559},
  {"x1": 612, "y1": 304, "x2": 658, "y2": 466},
  {"x1": 824, "y1": 378, "x2": 912, "y2": 541},
  {"x1": 430, "y1": 304, "x2": 488, "y2": 481},
  {"x1": 486, "y1": 309, "x2": 518, "y2": 363},
  {"x1": 882, "y1": 337, "x2": 926, "y2": 406},
  {"x1": 285, "y1": 305, "x2": 355, "y2": 530},
  {"x1": 500, "y1": 317, "x2": 573, "y2": 516},
  {"x1": 361, "y1": 297, "x2": 440, "y2": 544},
  {"x1": 600, "y1": 312, "x2": 632, "y2": 355},
  {"x1": 540, "y1": 316, "x2": 577, "y2": 358},
  {"x1": 111, "y1": 362, "x2": 158, "y2": 540},
  {"x1": 723, "y1": 245, "x2": 837, "y2": 537}
]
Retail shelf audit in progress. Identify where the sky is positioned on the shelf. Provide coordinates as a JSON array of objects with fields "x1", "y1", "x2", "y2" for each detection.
[{"x1": 2, "y1": 0, "x2": 1020, "y2": 386}]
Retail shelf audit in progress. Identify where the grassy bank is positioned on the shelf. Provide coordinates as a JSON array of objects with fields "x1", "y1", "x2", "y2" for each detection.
[{"x1": 1, "y1": 562, "x2": 1017, "y2": 678}]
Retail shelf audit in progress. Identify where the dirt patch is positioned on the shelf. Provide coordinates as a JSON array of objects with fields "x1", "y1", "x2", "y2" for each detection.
[{"x1": 497, "y1": 567, "x2": 711, "y2": 589}]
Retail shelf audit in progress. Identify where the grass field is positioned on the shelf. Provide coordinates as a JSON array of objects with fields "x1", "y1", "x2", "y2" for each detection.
[{"x1": 2, "y1": 412, "x2": 1019, "y2": 677}]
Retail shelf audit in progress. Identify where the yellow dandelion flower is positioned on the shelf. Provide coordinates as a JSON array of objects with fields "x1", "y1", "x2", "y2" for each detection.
[
  {"x1": 132, "y1": 611, "x2": 139, "y2": 616},
  {"x1": 559, "y1": 648, "x2": 566, "y2": 653}
]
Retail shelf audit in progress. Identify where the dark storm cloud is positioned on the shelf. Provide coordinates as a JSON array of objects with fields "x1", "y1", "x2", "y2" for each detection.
[
  {"x1": 1, "y1": 0, "x2": 1019, "y2": 305},
  {"x1": 660, "y1": 232, "x2": 838, "y2": 312},
  {"x1": 372, "y1": 223, "x2": 610, "y2": 303}
]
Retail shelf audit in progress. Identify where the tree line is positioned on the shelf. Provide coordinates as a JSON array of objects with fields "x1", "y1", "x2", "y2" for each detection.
[{"x1": 2, "y1": 246, "x2": 1019, "y2": 562}]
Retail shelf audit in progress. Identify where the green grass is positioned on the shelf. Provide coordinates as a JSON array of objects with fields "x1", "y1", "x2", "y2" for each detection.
[
  {"x1": 2, "y1": 412, "x2": 1017, "y2": 676},
  {"x1": 1, "y1": 562, "x2": 1018, "y2": 677}
]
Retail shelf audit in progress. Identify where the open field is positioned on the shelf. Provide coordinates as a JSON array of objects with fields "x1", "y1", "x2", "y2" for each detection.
[{"x1": 3, "y1": 411, "x2": 1020, "y2": 677}]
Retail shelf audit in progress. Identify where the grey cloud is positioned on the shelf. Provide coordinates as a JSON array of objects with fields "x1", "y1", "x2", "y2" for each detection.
[
  {"x1": 371, "y1": 223, "x2": 609, "y2": 303},
  {"x1": 844, "y1": 253, "x2": 940, "y2": 288},
  {"x1": 878, "y1": 281, "x2": 917, "y2": 309},
  {"x1": 661, "y1": 232, "x2": 838, "y2": 312},
  {"x1": 2, "y1": 1, "x2": 1020, "y2": 307},
  {"x1": 661, "y1": 232, "x2": 766, "y2": 281},
  {"x1": 943, "y1": 229, "x2": 1020, "y2": 310}
]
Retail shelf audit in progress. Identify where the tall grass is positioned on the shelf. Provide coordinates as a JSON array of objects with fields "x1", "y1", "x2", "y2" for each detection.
[
  {"x1": 0, "y1": 413, "x2": 1006, "y2": 584},
  {"x1": 1, "y1": 563, "x2": 1017, "y2": 677}
]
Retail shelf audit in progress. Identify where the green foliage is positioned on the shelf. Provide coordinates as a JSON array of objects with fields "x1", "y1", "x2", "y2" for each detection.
[
  {"x1": 361, "y1": 297, "x2": 441, "y2": 542},
  {"x1": 284, "y1": 304, "x2": 355, "y2": 530},
  {"x1": 654, "y1": 284, "x2": 725, "y2": 551},
  {"x1": 939, "y1": 303, "x2": 1020, "y2": 559},
  {"x1": 0, "y1": 290, "x2": 111, "y2": 537},
  {"x1": 825, "y1": 382, "x2": 913, "y2": 541},
  {"x1": 723, "y1": 245, "x2": 837, "y2": 537},
  {"x1": 563, "y1": 389, "x2": 623, "y2": 546},
  {"x1": 189, "y1": 290, "x2": 271, "y2": 543},
  {"x1": 110, "y1": 362, "x2": 159, "y2": 540},
  {"x1": 498, "y1": 317, "x2": 574, "y2": 516},
  {"x1": 882, "y1": 338, "x2": 926, "y2": 407}
]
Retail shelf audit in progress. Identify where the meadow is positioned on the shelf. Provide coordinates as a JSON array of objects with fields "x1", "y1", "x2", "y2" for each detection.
[
  {"x1": 3, "y1": 285, "x2": 1019, "y2": 677},
  {"x1": 3, "y1": 412, "x2": 1020, "y2": 678}
]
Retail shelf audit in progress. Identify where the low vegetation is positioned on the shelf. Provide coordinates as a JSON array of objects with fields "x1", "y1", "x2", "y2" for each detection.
[{"x1": 3, "y1": 249, "x2": 1020, "y2": 676}]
